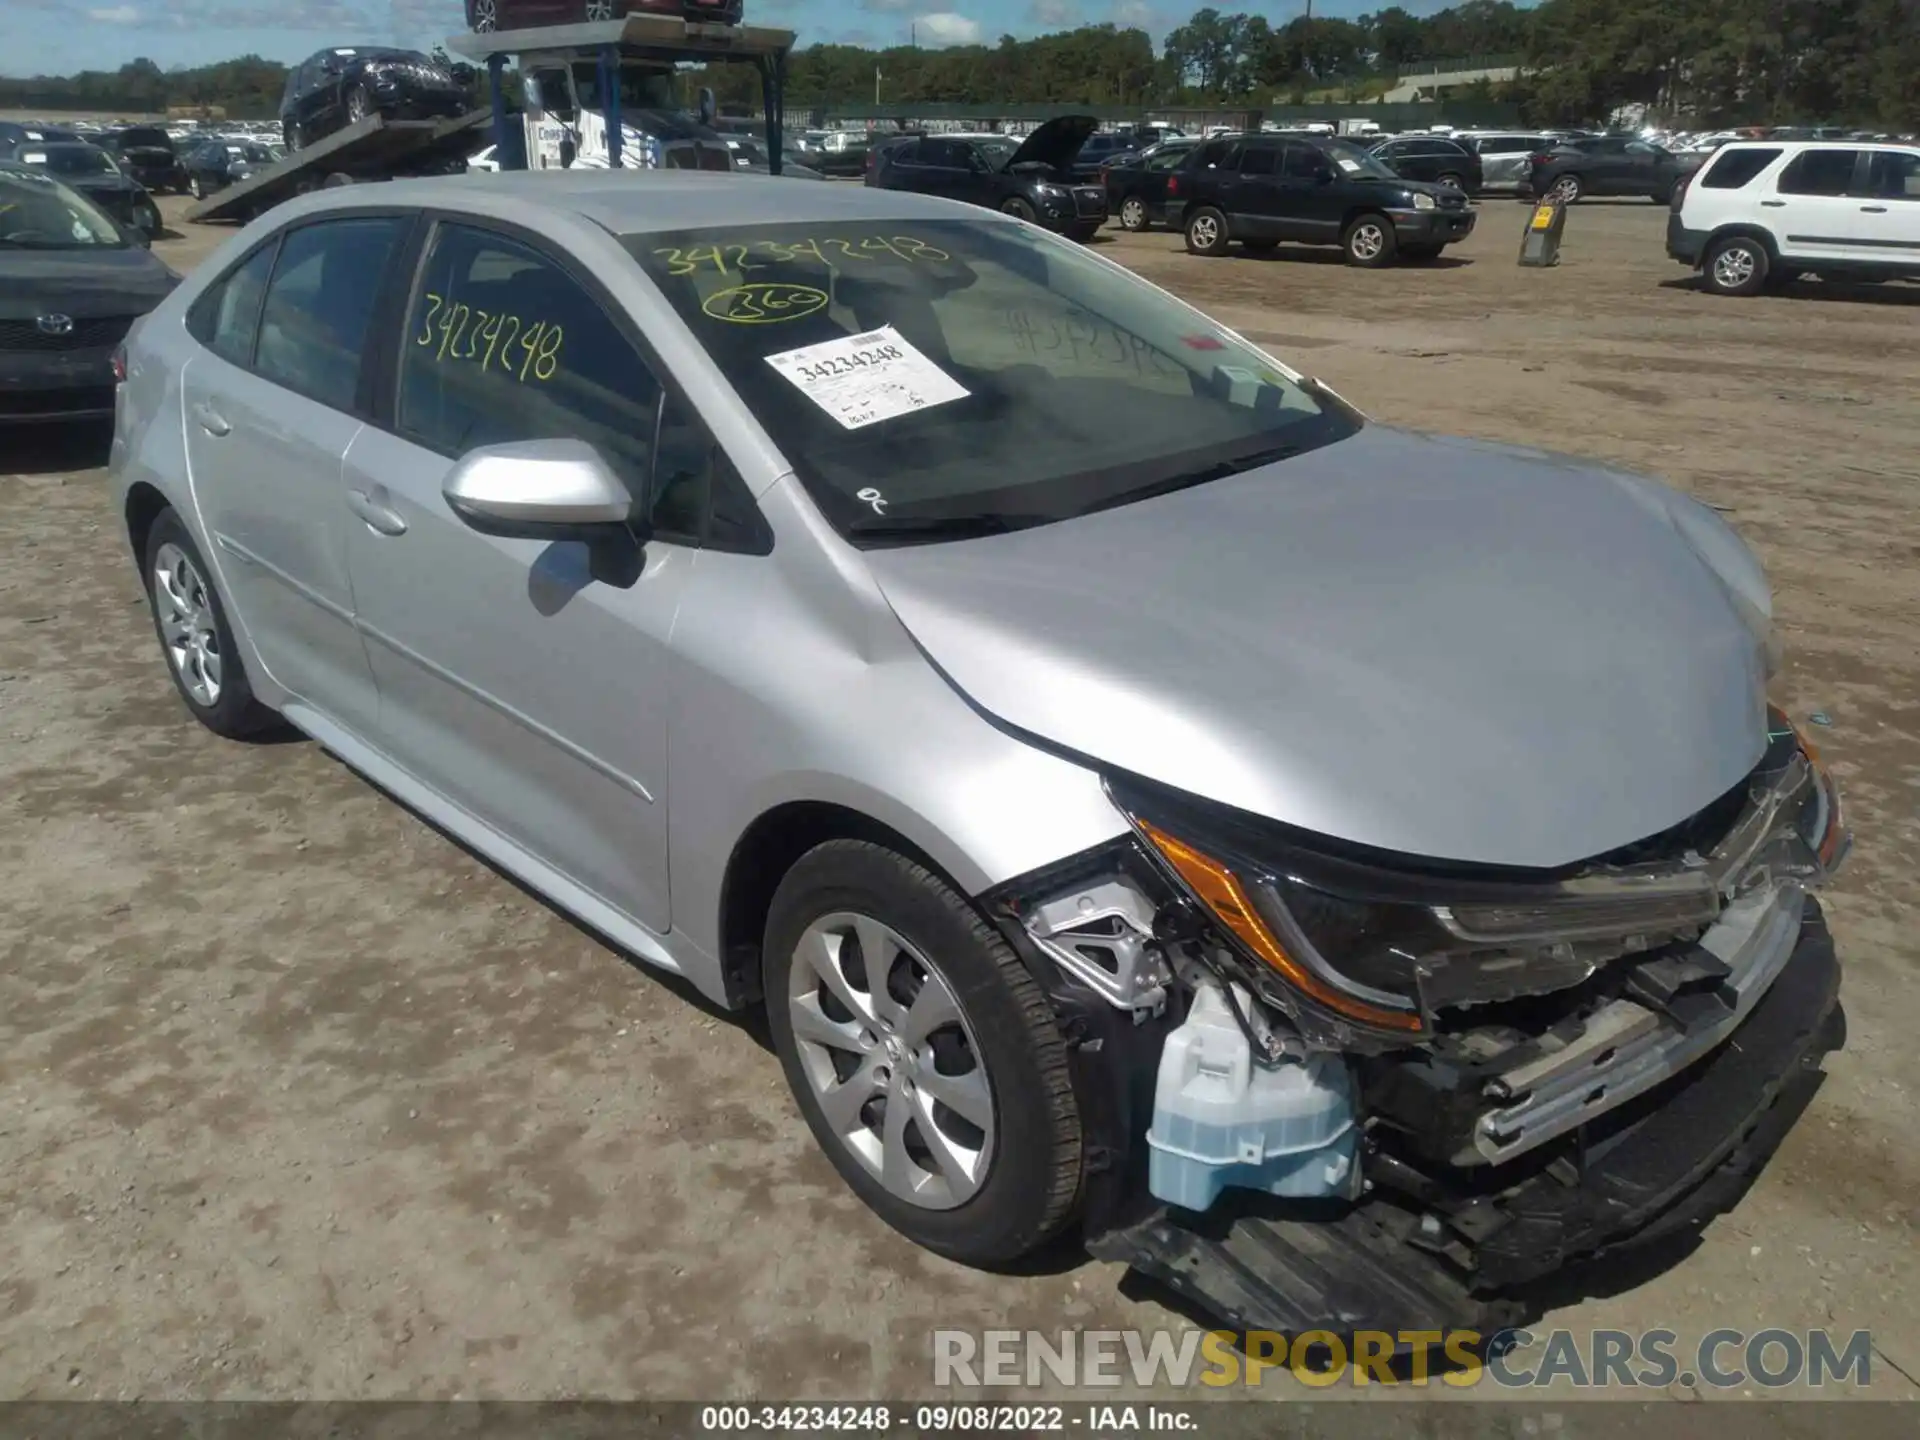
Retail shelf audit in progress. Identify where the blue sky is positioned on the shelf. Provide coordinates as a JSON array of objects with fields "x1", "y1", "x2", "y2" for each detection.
[{"x1": 0, "y1": 1, "x2": 1440, "y2": 77}]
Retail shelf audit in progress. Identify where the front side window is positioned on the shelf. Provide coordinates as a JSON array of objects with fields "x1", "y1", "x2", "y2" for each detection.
[
  {"x1": 628, "y1": 219, "x2": 1359, "y2": 545},
  {"x1": 399, "y1": 222, "x2": 691, "y2": 532},
  {"x1": 29, "y1": 145, "x2": 119, "y2": 177},
  {"x1": 1146, "y1": 146, "x2": 1188, "y2": 173},
  {"x1": 0, "y1": 168, "x2": 124, "y2": 249},
  {"x1": 254, "y1": 215, "x2": 405, "y2": 411},
  {"x1": 1237, "y1": 145, "x2": 1277, "y2": 176},
  {"x1": 1778, "y1": 148, "x2": 1860, "y2": 197}
]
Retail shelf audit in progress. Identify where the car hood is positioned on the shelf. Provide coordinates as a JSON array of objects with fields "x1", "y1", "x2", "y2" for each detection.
[
  {"x1": 861, "y1": 427, "x2": 1772, "y2": 869},
  {"x1": 0, "y1": 245, "x2": 178, "y2": 317},
  {"x1": 1003, "y1": 114, "x2": 1099, "y2": 172}
]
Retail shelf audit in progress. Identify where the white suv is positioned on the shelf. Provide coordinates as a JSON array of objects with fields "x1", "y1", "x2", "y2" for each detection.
[{"x1": 1668, "y1": 139, "x2": 1920, "y2": 295}]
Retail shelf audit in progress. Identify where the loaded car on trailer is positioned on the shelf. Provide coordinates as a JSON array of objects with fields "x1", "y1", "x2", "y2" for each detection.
[{"x1": 109, "y1": 169, "x2": 1850, "y2": 1333}]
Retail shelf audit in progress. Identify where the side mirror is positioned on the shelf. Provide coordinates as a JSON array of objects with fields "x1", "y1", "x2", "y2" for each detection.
[
  {"x1": 697, "y1": 87, "x2": 717, "y2": 127},
  {"x1": 445, "y1": 438, "x2": 637, "y2": 536}
]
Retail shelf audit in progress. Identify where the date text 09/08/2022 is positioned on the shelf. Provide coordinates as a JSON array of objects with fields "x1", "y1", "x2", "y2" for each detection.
[{"x1": 698, "y1": 1404, "x2": 1198, "y2": 1433}]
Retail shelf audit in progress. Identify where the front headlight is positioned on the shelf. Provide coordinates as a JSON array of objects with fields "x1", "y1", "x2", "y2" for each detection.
[
  {"x1": 1033, "y1": 182, "x2": 1067, "y2": 199},
  {"x1": 1411, "y1": 191, "x2": 1437, "y2": 211}
]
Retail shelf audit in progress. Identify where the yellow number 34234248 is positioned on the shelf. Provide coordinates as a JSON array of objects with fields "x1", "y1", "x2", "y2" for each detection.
[{"x1": 415, "y1": 292, "x2": 565, "y2": 383}]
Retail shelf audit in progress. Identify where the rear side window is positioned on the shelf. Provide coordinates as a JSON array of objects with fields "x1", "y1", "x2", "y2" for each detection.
[
  {"x1": 189, "y1": 241, "x2": 279, "y2": 367},
  {"x1": 1189, "y1": 139, "x2": 1232, "y2": 169},
  {"x1": 1777, "y1": 148, "x2": 1859, "y2": 197},
  {"x1": 254, "y1": 215, "x2": 405, "y2": 411},
  {"x1": 1863, "y1": 151, "x2": 1920, "y2": 200},
  {"x1": 1699, "y1": 147, "x2": 1781, "y2": 189},
  {"x1": 887, "y1": 140, "x2": 922, "y2": 165}
]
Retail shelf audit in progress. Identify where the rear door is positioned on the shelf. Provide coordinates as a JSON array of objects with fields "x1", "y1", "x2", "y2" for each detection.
[
  {"x1": 1766, "y1": 147, "x2": 1866, "y2": 262},
  {"x1": 1224, "y1": 142, "x2": 1284, "y2": 238},
  {"x1": 1137, "y1": 142, "x2": 1192, "y2": 221},
  {"x1": 1849, "y1": 149, "x2": 1920, "y2": 266},
  {"x1": 180, "y1": 214, "x2": 408, "y2": 737}
]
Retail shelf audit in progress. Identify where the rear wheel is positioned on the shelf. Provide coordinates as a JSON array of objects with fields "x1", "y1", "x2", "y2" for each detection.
[
  {"x1": 765, "y1": 841, "x2": 1083, "y2": 1267},
  {"x1": 283, "y1": 121, "x2": 301, "y2": 153},
  {"x1": 1548, "y1": 173, "x2": 1583, "y2": 203},
  {"x1": 585, "y1": 0, "x2": 617, "y2": 18},
  {"x1": 1119, "y1": 196, "x2": 1149, "y2": 232},
  {"x1": 468, "y1": 0, "x2": 498, "y2": 29},
  {"x1": 1184, "y1": 205, "x2": 1230, "y2": 256},
  {"x1": 1437, "y1": 171, "x2": 1465, "y2": 191},
  {"x1": 141, "y1": 510, "x2": 280, "y2": 740},
  {"x1": 345, "y1": 84, "x2": 372, "y2": 124},
  {"x1": 1703, "y1": 235, "x2": 1770, "y2": 297},
  {"x1": 1343, "y1": 212, "x2": 1397, "y2": 267}
]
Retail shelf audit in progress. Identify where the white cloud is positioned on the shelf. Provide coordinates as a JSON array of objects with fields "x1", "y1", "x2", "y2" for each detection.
[
  {"x1": 1111, "y1": 1, "x2": 1155, "y2": 28},
  {"x1": 1030, "y1": 0, "x2": 1079, "y2": 26},
  {"x1": 88, "y1": 4, "x2": 142, "y2": 20},
  {"x1": 916, "y1": 11, "x2": 981, "y2": 46}
]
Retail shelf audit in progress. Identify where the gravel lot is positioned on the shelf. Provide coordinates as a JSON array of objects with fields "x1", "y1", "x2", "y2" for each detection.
[{"x1": 2, "y1": 191, "x2": 1916, "y2": 1404}]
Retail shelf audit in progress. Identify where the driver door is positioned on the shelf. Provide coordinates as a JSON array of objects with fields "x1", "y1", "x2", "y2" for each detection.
[{"x1": 344, "y1": 217, "x2": 701, "y2": 934}]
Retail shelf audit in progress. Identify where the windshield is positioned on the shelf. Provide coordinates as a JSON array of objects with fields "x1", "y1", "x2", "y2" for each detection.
[
  {"x1": 627, "y1": 219, "x2": 1358, "y2": 543},
  {"x1": 0, "y1": 169, "x2": 125, "y2": 247},
  {"x1": 118, "y1": 128, "x2": 172, "y2": 149},
  {"x1": 974, "y1": 137, "x2": 1019, "y2": 169},
  {"x1": 573, "y1": 62, "x2": 679, "y2": 112},
  {"x1": 22, "y1": 145, "x2": 119, "y2": 177},
  {"x1": 1324, "y1": 140, "x2": 1400, "y2": 180}
]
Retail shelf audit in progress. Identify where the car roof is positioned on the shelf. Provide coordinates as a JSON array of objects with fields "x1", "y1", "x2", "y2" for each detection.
[
  {"x1": 1715, "y1": 138, "x2": 1915, "y2": 152},
  {"x1": 281, "y1": 169, "x2": 1016, "y2": 237}
]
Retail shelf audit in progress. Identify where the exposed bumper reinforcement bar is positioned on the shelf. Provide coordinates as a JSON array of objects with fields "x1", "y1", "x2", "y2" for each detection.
[{"x1": 1090, "y1": 899, "x2": 1843, "y2": 1334}]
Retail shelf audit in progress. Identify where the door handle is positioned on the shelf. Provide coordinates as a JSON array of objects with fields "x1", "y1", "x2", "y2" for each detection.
[
  {"x1": 191, "y1": 401, "x2": 231, "y2": 436},
  {"x1": 1760, "y1": 199, "x2": 1785, "y2": 207},
  {"x1": 1860, "y1": 205, "x2": 1888, "y2": 213},
  {"x1": 346, "y1": 487, "x2": 408, "y2": 537}
]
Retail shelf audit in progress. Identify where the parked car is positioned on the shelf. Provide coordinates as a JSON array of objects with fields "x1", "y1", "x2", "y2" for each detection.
[
  {"x1": 1369, "y1": 135, "x2": 1483, "y2": 194},
  {"x1": 0, "y1": 164, "x2": 177, "y2": 424},
  {"x1": 1070, "y1": 131, "x2": 1141, "y2": 182},
  {"x1": 1458, "y1": 132, "x2": 1552, "y2": 194},
  {"x1": 1528, "y1": 135, "x2": 1696, "y2": 204},
  {"x1": 0, "y1": 121, "x2": 81, "y2": 160},
  {"x1": 1668, "y1": 140, "x2": 1920, "y2": 295},
  {"x1": 100, "y1": 126, "x2": 185, "y2": 194},
  {"x1": 1173, "y1": 133, "x2": 1476, "y2": 266},
  {"x1": 815, "y1": 129, "x2": 873, "y2": 178},
  {"x1": 464, "y1": 0, "x2": 745, "y2": 29},
  {"x1": 867, "y1": 117, "x2": 1108, "y2": 241},
  {"x1": 108, "y1": 173, "x2": 1850, "y2": 1325},
  {"x1": 280, "y1": 46, "x2": 470, "y2": 153},
  {"x1": 3, "y1": 143, "x2": 160, "y2": 236},
  {"x1": 1106, "y1": 136, "x2": 1201, "y2": 231},
  {"x1": 182, "y1": 138, "x2": 279, "y2": 199}
]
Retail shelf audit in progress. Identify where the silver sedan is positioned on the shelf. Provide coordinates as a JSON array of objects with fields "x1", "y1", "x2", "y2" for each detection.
[{"x1": 110, "y1": 172, "x2": 1848, "y2": 1292}]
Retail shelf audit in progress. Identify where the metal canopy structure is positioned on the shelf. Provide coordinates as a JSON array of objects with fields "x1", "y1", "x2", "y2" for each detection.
[{"x1": 447, "y1": 14, "x2": 796, "y2": 175}]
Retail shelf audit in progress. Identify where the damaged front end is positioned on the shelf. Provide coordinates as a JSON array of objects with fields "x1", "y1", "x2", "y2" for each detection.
[{"x1": 981, "y1": 712, "x2": 1850, "y2": 1334}]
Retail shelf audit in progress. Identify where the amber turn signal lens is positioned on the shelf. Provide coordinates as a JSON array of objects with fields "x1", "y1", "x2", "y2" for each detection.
[{"x1": 1136, "y1": 820, "x2": 1423, "y2": 1034}]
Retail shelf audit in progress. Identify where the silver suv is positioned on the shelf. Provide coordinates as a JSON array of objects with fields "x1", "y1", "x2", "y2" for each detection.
[{"x1": 110, "y1": 173, "x2": 1849, "y2": 1327}]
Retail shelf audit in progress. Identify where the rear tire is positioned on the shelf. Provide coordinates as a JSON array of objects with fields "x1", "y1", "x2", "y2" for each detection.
[
  {"x1": 1342, "y1": 212, "x2": 1397, "y2": 267},
  {"x1": 1703, "y1": 235, "x2": 1770, "y2": 297},
  {"x1": 1549, "y1": 173, "x2": 1583, "y2": 203},
  {"x1": 187, "y1": 174, "x2": 204, "y2": 200},
  {"x1": 345, "y1": 85, "x2": 372, "y2": 124},
  {"x1": 141, "y1": 510, "x2": 280, "y2": 740},
  {"x1": 1184, "y1": 205, "x2": 1230, "y2": 256},
  {"x1": 1119, "y1": 196, "x2": 1149, "y2": 232},
  {"x1": 764, "y1": 841, "x2": 1083, "y2": 1267},
  {"x1": 1437, "y1": 172, "x2": 1465, "y2": 191},
  {"x1": 283, "y1": 121, "x2": 301, "y2": 153}
]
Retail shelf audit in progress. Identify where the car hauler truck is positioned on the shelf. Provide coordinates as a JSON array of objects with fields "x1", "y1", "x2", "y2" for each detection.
[{"x1": 187, "y1": 8, "x2": 793, "y2": 223}]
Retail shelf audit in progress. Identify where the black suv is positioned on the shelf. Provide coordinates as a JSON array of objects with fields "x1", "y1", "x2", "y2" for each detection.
[
  {"x1": 1106, "y1": 136, "x2": 1201, "y2": 231},
  {"x1": 1369, "y1": 135, "x2": 1483, "y2": 194},
  {"x1": 1171, "y1": 134, "x2": 1476, "y2": 266},
  {"x1": 280, "y1": 47, "x2": 469, "y2": 152},
  {"x1": 866, "y1": 117, "x2": 1108, "y2": 242},
  {"x1": 100, "y1": 127, "x2": 184, "y2": 194},
  {"x1": 1527, "y1": 136, "x2": 1696, "y2": 204}
]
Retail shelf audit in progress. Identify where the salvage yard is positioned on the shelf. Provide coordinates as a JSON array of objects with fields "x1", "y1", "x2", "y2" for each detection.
[{"x1": 2, "y1": 191, "x2": 1917, "y2": 1402}]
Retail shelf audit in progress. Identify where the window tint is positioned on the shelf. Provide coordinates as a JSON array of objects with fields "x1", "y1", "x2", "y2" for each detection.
[
  {"x1": 1190, "y1": 139, "x2": 1232, "y2": 169},
  {"x1": 1700, "y1": 147, "x2": 1781, "y2": 189},
  {"x1": 1237, "y1": 145, "x2": 1278, "y2": 176},
  {"x1": 190, "y1": 240, "x2": 278, "y2": 367},
  {"x1": 886, "y1": 139, "x2": 922, "y2": 165},
  {"x1": 399, "y1": 222, "x2": 696, "y2": 537},
  {"x1": 1778, "y1": 148, "x2": 1859, "y2": 196},
  {"x1": 1146, "y1": 146, "x2": 1187, "y2": 172},
  {"x1": 1283, "y1": 144, "x2": 1325, "y2": 179},
  {"x1": 1862, "y1": 150, "x2": 1920, "y2": 199},
  {"x1": 254, "y1": 216, "x2": 402, "y2": 410},
  {"x1": 920, "y1": 138, "x2": 965, "y2": 168}
]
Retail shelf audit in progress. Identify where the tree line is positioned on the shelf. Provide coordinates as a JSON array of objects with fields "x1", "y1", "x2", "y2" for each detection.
[{"x1": 0, "y1": 3, "x2": 1911, "y2": 130}]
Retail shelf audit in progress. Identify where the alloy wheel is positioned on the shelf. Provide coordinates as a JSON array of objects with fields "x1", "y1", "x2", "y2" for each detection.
[
  {"x1": 787, "y1": 912, "x2": 995, "y2": 1211},
  {"x1": 1190, "y1": 214, "x2": 1219, "y2": 248},
  {"x1": 586, "y1": 0, "x2": 616, "y2": 18},
  {"x1": 471, "y1": 0, "x2": 498, "y2": 29},
  {"x1": 347, "y1": 86, "x2": 371, "y2": 122},
  {"x1": 152, "y1": 543, "x2": 222, "y2": 707},
  {"x1": 1712, "y1": 244, "x2": 1757, "y2": 291},
  {"x1": 1349, "y1": 221, "x2": 1386, "y2": 261},
  {"x1": 1550, "y1": 175, "x2": 1581, "y2": 202}
]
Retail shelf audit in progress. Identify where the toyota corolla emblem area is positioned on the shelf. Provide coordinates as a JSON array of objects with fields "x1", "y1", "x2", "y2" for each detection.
[{"x1": 35, "y1": 313, "x2": 75, "y2": 336}]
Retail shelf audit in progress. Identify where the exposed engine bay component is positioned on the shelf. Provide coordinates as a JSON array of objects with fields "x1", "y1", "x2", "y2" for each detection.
[
  {"x1": 1145, "y1": 971, "x2": 1359, "y2": 1211},
  {"x1": 1022, "y1": 875, "x2": 1172, "y2": 1019}
]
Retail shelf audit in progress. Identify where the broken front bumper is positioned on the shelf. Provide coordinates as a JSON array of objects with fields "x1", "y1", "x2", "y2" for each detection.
[{"x1": 1087, "y1": 895, "x2": 1843, "y2": 1333}]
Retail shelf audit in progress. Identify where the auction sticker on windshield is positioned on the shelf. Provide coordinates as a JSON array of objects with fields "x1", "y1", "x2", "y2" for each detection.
[{"x1": 764, "y1": 325, "x2": 969, "y2": 431}]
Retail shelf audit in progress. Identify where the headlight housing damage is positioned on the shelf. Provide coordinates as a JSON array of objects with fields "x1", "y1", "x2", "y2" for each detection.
[{"x1": 1106, "y1": 709, "x2": 1846, "y2": 1053}]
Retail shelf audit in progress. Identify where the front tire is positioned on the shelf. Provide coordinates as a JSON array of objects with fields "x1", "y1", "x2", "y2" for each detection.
[
  {"x1": 1184, "y1": 205, "x2": 1230, "y2": 256},
  {"x1": 1000, "y1": 196, "x2": 1037, "y2": 223},
  {"x1": 1119, "y1": 196, "x2": 1149, "y2": 232},
  {"x1": 765, "y1": 840, "x2": 1082, "y2": 1267},
  {"x1": 142, "y1": 509, "x2": 279, "y2": 739},
  {"x1": 1703, "y1": 235, "x2": 1770, "y2": 297},
  {"x1": 1549, "y1": 173, "x2": 1583, "y2": 203},
  {"x1": 1343, "y1": 212, "x2": 1397, "y2": 267}
]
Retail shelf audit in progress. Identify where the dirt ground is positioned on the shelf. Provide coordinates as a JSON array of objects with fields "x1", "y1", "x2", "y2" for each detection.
[{"x1": 2, "y1": 191, "x2": 1917, "y2": 1405}]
